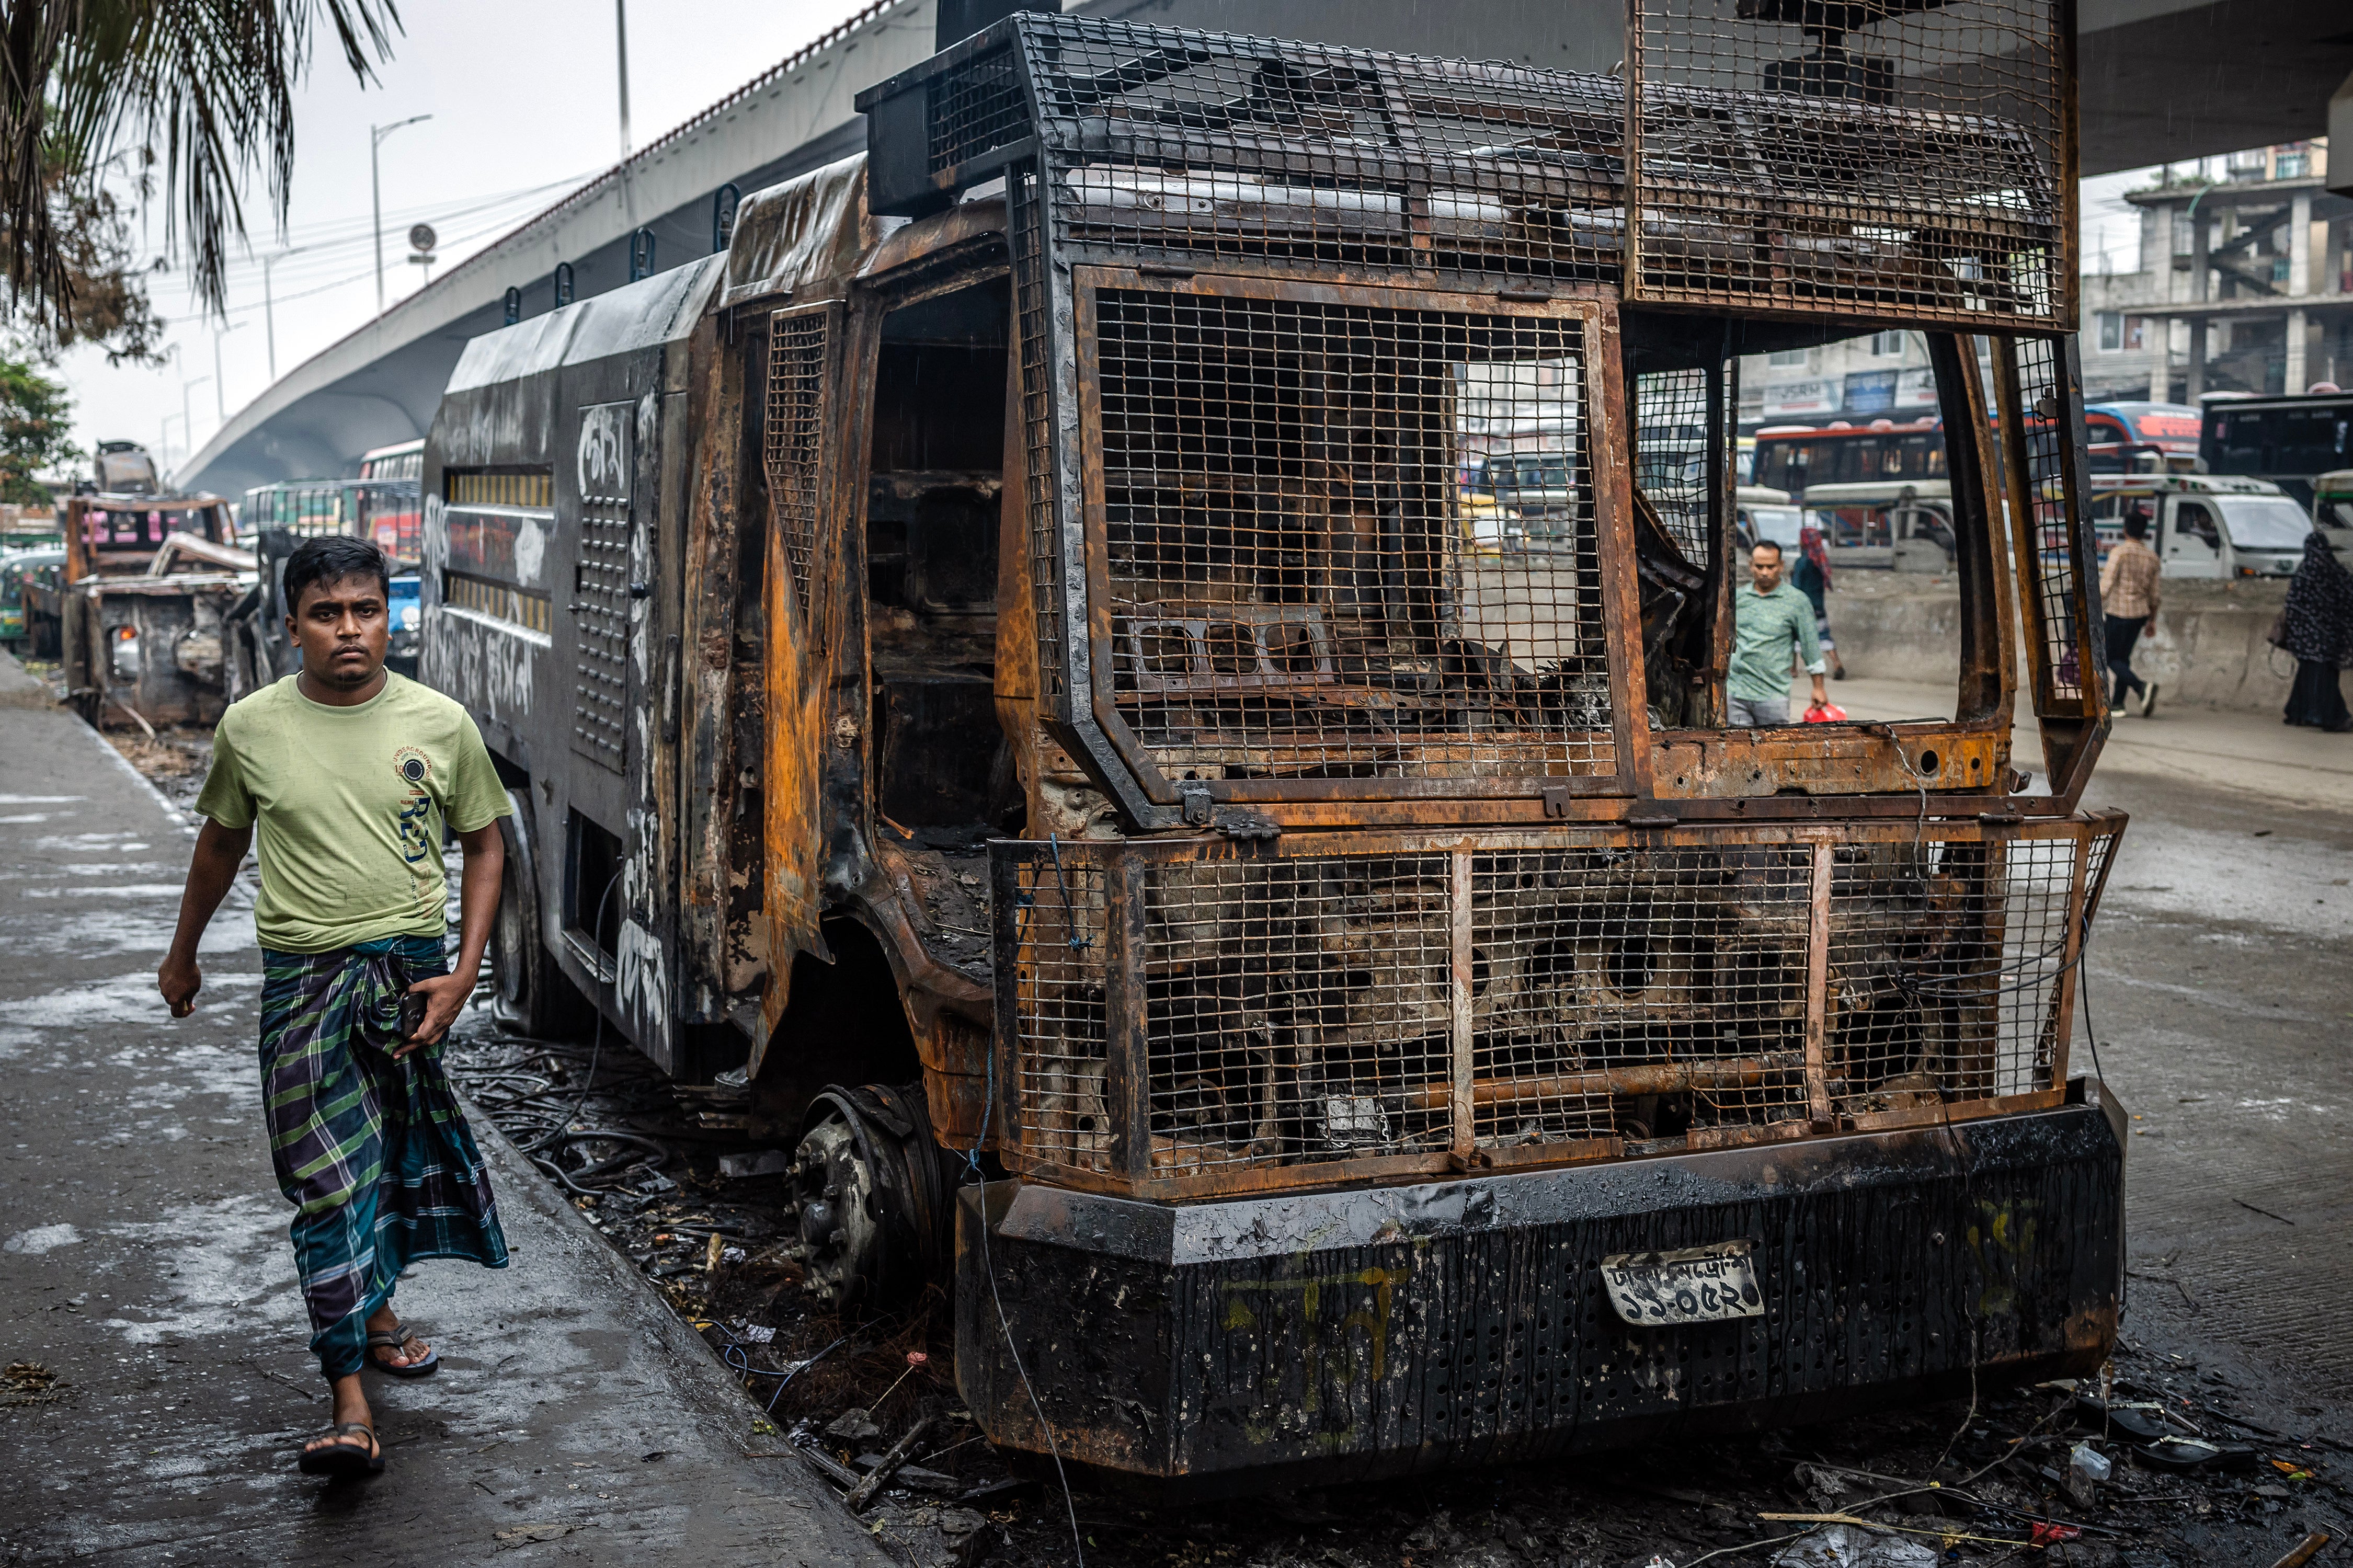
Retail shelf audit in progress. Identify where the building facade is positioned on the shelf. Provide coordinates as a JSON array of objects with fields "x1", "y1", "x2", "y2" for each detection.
[{"x1": 2082, "y1": 140, "x2": 2353, "y2": 403}]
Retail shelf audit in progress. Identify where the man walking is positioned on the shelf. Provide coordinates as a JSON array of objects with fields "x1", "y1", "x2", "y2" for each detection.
[
  {"x1": 2101, "y1": 507, "x2": 2162, "y2": 716},
  {"x1": 1729, "y1": 538, "x2": 1829, "y2": 726},
  {"x1": 158, "y1": 535, "x2": 513, "y2": 1478}
]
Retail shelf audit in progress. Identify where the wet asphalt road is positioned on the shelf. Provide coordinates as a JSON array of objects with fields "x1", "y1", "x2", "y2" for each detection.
[
  {"x1": 2072, "y1": 764, "x2": 2353, "y2": 1412},
  {"x1": 0, "y1": 659, "x2": 889, "y2": 1567}
]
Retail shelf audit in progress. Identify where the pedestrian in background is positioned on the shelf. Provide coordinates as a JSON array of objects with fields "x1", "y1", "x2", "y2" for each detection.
[
  {"x1": 157, "y1": 535, "x2": 513, "y2": 1478},
  {"x1": 1790, "y1": 524, "x2": 1846, "y2": 680},
  {"x1": 1729, "y1": 539, "x2": 1828, "y2": 727},
  {"x1": 2278, "y1": 529, "x2": 2353, "y2": 731},
  {"x1": 2100, "y1": 507, "x2": 2161, "y2": 716}
]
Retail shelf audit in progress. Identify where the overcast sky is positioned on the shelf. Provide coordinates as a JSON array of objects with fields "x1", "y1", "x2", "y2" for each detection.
[
  {"x1": 52, "y1": 1, "x2": 2179, "y2": 479},
  {"x1": 53, "y1": 0, "x2": 878, "y2": 475}
]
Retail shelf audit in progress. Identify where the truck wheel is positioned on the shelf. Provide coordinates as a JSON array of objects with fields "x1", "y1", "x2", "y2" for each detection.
[
  {"x1": 787, "y1": 1084, "x2": 954, "y2": 1311},
  {"x1": 490, "y1": 786, "x2": 590, "y2": 1038}
]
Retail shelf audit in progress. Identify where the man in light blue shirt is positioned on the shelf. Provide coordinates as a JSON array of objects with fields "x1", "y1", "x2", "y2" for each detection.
[{"x1": 1728, "y1": 540, "x2": 1827, "y2": 727}]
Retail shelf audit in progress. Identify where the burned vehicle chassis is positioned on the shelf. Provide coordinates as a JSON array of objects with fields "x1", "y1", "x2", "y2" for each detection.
[{"x1": 422, "y1": 2, "x2": 2119, "y2": 1493}]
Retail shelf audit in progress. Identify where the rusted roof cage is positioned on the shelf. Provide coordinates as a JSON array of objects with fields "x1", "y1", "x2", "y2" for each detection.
[
  {"x1": 858, "y1": 7, "x2": 2071, "y2": 326},
  {"x1": 1626, "y1": 0, "x2": 2073, "y2": 327},
  {"x1": 992, "y1": 814, "x2": 2119, "y2": 1200}
]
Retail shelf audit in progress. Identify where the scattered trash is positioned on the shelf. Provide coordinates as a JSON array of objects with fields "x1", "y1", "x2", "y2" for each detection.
[
  {"x1": 846, "y1": 1414, "x2": 937, "y2": 1512},
  {"x1": 2029, "y1": 1522, "x2": 2083, "y2": 1547},
  {"x1": 825, "y1": 1407, "x2": 883, "y2": 1444},
  {"x1": 2067, "y1": 1440, "x2": 2112, "y2": 1506},
  {"x1": 1, "y1": 1361, "x2": 62, "y2": 1407},
  {"x1": 493, "y1": 1523, "x2": 578, "y2": 1547},
  {"x1": 718, "y1": 1149, "x2": 794, "y2": 1180},
  {"x1": 2272, "y1": 1532, "x2": 2333, "y2": 1568},
  {"x1": 1771, "y1": 1523, "x2": 1938, "y2": 1567},
  {"x1": 736, "y1": 1322, "x2": 776, "y2": 1345}
]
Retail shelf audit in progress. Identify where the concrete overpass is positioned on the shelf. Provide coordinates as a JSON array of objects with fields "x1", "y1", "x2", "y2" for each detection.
[{"x1": 180, "y1": 0, "x2": 2353, "y2": 499}]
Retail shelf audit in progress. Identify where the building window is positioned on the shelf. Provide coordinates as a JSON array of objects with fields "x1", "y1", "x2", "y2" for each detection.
[
  {"x1": 2228, "y1": 148, "x2": 2270, "y2": 181},
  {"x1": 2096, "y1": 313, "x2": 2123, "y2": 352},
  {"x1": 2124, "y1": 316, "x2": 2148, "y2": 352},
  {"x1": 1869, "y1": 330, "x2": 1905, "y2": 357},
  {"x1": 2276, "y1": 152, "x2": 2310, "y2": 180},
  {"x1": 1768, "y1": 348, "x2": 1810, "y2": 369}
]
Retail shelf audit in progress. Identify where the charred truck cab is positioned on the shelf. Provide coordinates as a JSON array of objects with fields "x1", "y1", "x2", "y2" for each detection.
[{"x1": 425, "y1": 3, "x2": 2124, "y2": 1494}]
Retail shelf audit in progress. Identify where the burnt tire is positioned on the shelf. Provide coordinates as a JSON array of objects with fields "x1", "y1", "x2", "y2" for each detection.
[
  {"x1": 490, "y1": 785, "x2": 591, "y2": 1038},
  {"x1": 788, "y1": 1083, "x2": 955, "y2": 1312}
]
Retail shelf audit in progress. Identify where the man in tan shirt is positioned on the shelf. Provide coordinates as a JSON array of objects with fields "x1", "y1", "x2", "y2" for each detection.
[{"x1": 2100, "y1": 507, "x2": 2162, "y2": 716}]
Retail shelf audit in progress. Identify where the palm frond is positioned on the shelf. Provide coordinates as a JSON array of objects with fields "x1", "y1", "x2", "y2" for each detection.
[{"x1": 3, "y1": 0, "x2": 401, "y2": 331}]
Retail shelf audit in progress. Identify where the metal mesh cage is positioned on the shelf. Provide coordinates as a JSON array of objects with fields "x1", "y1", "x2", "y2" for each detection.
[
  {"x1": 1631, "y1": 364, "x2": 1730, "y2": 565},
  {"x1": 1089, "y1": 279, "x2": 1613, "y2": 783},
  {"x1": 1998, "y1": 333, "x2": 2101, "y2": 713},
  {"x1": 996, "y1": 815, "x2": 2119, "y2": 1195},
  {"x1": 1626, "y1": 0, "x2": 2070, "y2": 327},
  {"x1": 763, "y1": 308, "x2": 830, "y2": 617},
  {"x1": 871, "y1": 11, "x2": 2073, "y2": 320}
]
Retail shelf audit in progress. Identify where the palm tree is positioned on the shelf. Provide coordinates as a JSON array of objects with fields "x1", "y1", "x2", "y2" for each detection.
[{"x1": 2, "y1": 0, "x2": 401, "y2": 335}]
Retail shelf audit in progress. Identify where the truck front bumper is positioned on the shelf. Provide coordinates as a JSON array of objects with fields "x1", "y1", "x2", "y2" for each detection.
[{"x1": 956, "y1": 1090, "x2": 2124, "y2": 1494}]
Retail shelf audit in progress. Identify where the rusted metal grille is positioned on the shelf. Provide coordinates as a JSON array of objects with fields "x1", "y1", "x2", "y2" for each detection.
[
  {"x1": 928, "y1": 43, "x2": 1029, "y2": 174},
  {"x1": 763, "y1": 309, "x2": 828, "y2": 617},
  {"x1": 1000, "y1": 851, "x2": 1109, "y2": 1172},
  {"x1": 1824, "y1": 833, "x2": 2087, "y2": 1111},
  {"x1": 2000, "y1": 334, "x2": 2099, "y2": 710},
  {"x1": 571, "y1": 490, "x2": 629, "y2": 771},
  {"x1": 1144, "y1": 854, "x2": 1456, "y2": 1177},
  {"x1": 996, "y1": 816, "x2": 2119, "y2": 1195},
  {"x1": 1626, "y1": 0, "x2": 2068, "y2": 327},
  {"x1": 1010, "y1": 165, "x2": 1068, "y2": 703},
  {"x1": 1092, "y1": 283, "x2": 1613, "y2": 781},
  {"x1": 1468, "y1": 844, "x2": 1813, "y2": 1146},
  {"x1": 1631, "y1": 364, "x2": 1727, "y2": 565}
]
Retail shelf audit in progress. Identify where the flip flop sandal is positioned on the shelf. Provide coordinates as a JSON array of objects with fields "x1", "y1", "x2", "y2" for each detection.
[
  {"x1": 297, "y1": 1421, "x2": 384, "y2": 1478},
  {"x1": 366, "y1": 1323, "x2": 440, "y2": 1378}
]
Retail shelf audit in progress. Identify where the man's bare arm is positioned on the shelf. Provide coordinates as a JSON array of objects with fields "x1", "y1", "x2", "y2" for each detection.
[
  {"x1": 159, "y1": 820, "x2": 254, "y2": 1017},
  {"x1": 399, "y1": 822, "x2": 505, "y2": 1054}
]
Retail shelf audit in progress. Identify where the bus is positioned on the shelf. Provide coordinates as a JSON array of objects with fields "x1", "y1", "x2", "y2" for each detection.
[
  {"x1": 1754, "y1": 400, "x2": 2200, "y2": 499},
  {"x1": 2202, "y1": 391, "x2": 2353, "y2": 506}
]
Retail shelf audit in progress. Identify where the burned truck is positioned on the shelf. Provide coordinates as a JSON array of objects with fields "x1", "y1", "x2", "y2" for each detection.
[
  {"x1": 50, "y1": 484, "x2": 250, "y2": 731},
  {"x1": 422, "y1": 3, "x2": 2124, "y2": 1492}
]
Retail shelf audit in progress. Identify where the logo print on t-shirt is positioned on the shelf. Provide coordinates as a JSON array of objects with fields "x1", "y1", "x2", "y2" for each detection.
[{"x1": 392, "y1": 746, "x2": 432, "y2": 787}]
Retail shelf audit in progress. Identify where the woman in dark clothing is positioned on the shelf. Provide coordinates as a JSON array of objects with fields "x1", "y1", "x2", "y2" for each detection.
[
  {"x1": 1790, "y1": 525, "x2": 1846, "y2": 679},
  {"x1": 2280, "y1": 531, "x2": 2353, "y2": 730}
]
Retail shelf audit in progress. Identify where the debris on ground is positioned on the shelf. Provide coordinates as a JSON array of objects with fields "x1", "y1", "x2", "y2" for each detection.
[
  {"x1": 441, "y1": 1013, "x2": 2353, "y2": 1568},
  {"x1": 2, "y1": 1361, "x2": 63, "y2": 1407}
]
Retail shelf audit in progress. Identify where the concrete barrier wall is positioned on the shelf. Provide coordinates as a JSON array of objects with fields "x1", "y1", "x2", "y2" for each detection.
[{"x1": 1821, "y1": 576, "x2": 2297, "y2": 714}]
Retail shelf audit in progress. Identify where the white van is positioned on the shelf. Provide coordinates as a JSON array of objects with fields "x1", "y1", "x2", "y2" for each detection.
[
  {"x1": 2086, "y1": 473, "x2": 2315, "y2": 579},
  {"x1": 1798, "y1": 479, "x2": 1955, "y2": 571}
]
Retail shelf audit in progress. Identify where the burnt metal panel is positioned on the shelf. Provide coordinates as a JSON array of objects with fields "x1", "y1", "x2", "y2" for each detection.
[{"x1": 956, "y1": 1101, "x2": 2122, "y2": 1491}]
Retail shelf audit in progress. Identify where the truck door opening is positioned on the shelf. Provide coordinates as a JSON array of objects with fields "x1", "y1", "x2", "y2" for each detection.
[{"x1": 866, "y1": 278, "x2": 1015, "y2": 838}]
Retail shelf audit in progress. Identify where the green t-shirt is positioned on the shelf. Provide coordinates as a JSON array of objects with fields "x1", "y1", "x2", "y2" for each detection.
[
  {"x1": 1728, "y1": 579, "x2": 1826, "y2": 702},
  {"x1": 195, "y1": 672, "x2": 512, "y2": 954}
]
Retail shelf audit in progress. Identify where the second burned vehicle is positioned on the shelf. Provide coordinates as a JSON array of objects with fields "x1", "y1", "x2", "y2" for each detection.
[{"x1": 422, "y1": 2, "x2": 2124, "y2": 1492}]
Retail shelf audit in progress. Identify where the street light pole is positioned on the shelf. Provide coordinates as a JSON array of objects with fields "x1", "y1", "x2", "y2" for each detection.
[
  {"x1": 261, "y1": 248, "x2": 301, "y2": 382},
  {"x1": 615, "y1": 1, "x2": 637, "y2": 226},
  {"x1": 371, "y1": 114, "x2": 432, "y2": 316}
]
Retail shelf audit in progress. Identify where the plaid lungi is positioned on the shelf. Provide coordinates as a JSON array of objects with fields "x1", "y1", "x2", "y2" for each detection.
[{"x1": 259, "y1": 933, "x2": 509, "y2": 1379}]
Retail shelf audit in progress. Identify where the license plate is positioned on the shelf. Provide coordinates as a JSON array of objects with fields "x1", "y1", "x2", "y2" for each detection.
[{"x1": 1600, "y1": 1241, "x2": 1764, "y2": 1325}]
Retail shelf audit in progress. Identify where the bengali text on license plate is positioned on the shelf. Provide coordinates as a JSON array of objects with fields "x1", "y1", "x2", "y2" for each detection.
[{"x1": 1599, "y1": 1241, "x2": 1764, "y2": 1325}]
